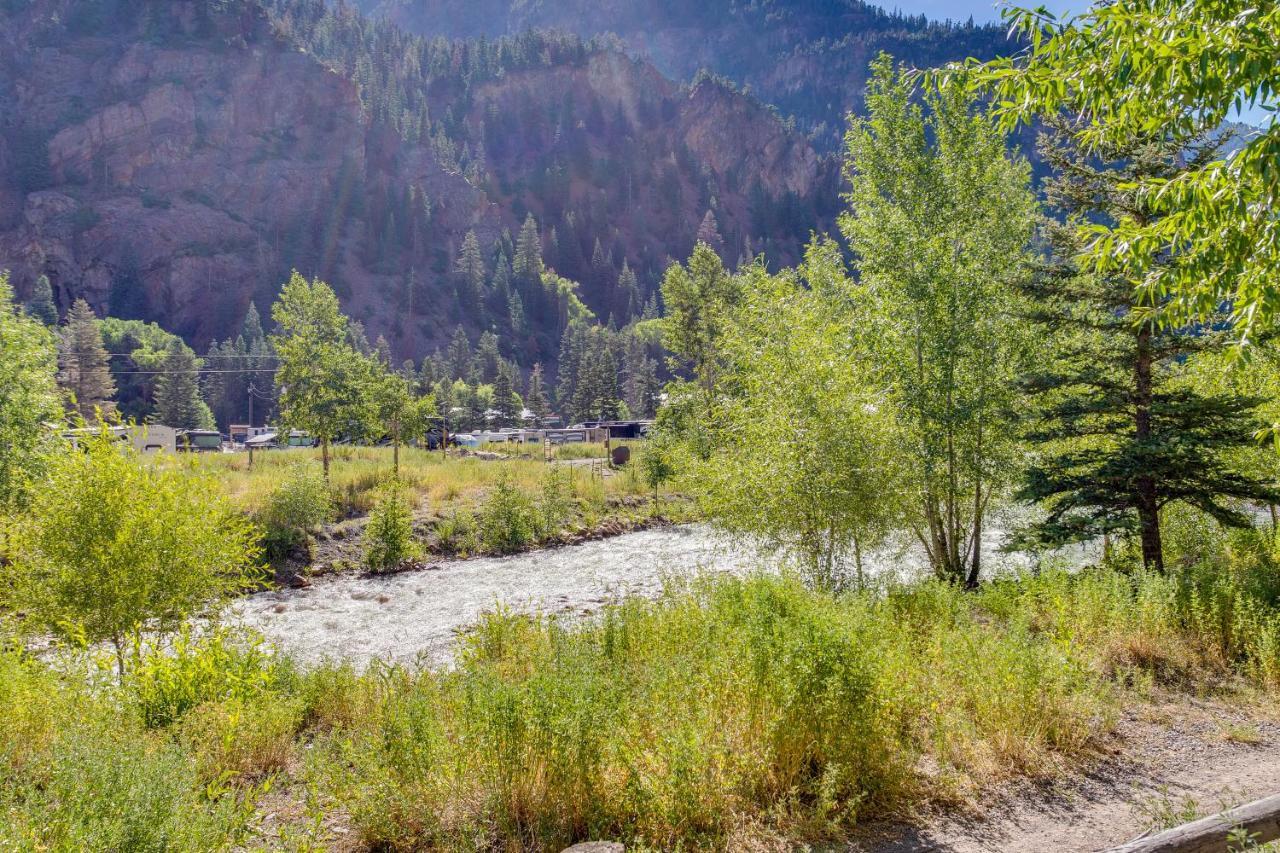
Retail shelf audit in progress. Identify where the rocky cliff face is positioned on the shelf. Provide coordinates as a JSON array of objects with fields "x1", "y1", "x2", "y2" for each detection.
[{"x1": 0, "y1": 0, "x2": 835, "y2": 360}]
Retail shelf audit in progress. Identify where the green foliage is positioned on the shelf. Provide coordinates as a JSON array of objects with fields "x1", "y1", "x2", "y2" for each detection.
[
  {"x1": 949, "y1": 0, "x2": 1280, "y2": 341},
  {"x1": 127, "y1": 627, "x2": 295, "y2": 729},
  {"x1": 695, "y1": 242, "x2": 908, "y2": 589},
  {"x1": 258, "y1": 463, "x2": 333, "y2": 560},
  {"x1": 0, "y1": 644, "x2": 258, "y2": 850},
  {"x1": 151, "y1": 337, "x2": 214, "y2": 429},
  {"x1": 57, "y1": 298, "x2": 116, "y2": 419},
  {"x1": 637, "y1": 432, "x2": 676, "y2": 505},
  {"x1": 659, "y1": 242, "x2": 739, "y2": 413},
  {"x1": 537, "y1": 464, "x2": 574, "y2": 535},
  {"x1": 24, "y1": 274, "x2": 56, "y2": 325},
  {"x1": 1014, "y1": 122, "x2": 1280, "y2": 570},
  {"x1": 841, "y1": 56, "x2": 1037, "y2": 585},
  {"x1": 271, "y1": 272, "x2": 378, "y2": 476},
  {"x1": 2, "y1": 428, "x2": 261, "y2": 670},
  {"x1": 0, "y1": 273, "x2": 62, "y2": 510},
  {"x1": 364, "y1": 479, "x2": 419, "y2": 571},
  {"x1": 477, "y1": 473, "x2": 537, "y2": 554}
]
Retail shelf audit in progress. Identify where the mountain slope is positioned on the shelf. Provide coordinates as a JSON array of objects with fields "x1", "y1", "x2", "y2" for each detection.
[
  {"x1": 353, "y1": 0, "x2": 1018, "y2": 148},
  {"x1": 0, "y1": 0, "x2": 833, "y2": 362}
]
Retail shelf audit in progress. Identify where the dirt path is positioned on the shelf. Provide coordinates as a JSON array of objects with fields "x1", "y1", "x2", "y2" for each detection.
[{"x1": 858, "y1": 694, "x2": 1280, "y2": 852}]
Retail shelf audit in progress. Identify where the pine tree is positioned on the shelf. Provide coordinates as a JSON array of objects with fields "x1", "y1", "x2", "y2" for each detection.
[
  {"x1": 556, "y1": 323, "x2": 585, "y2": 418},
  {"x1": 446, "y1": 325, "x2": 473, "y2": 381},
  {"x1": 476, "y1": 331, "x2": 502, "y2": 383},
  {"x1": 241, "y1": 302, "x2": 265, "y2": 347},
  {"x1": 696, "y1": 209, "x2": 725, "y2": 256},
  {"x1": 514, "y1": 213, "x2": 543, "y2": 282},
  {"x1": 491, "y1": 366, "x2": 520, "y2": 427},
  {"x1": 456, "y1": 229, "x2": 486, "y2": 303},
  {"x1": 58, "y1": 299, "x2": 116, "y2": 420},
  {"x1": 26, "y1": 274, "x2": 57, "y2": 325},
  {"x1": 526, "y1": 363, "x2": 551, "y2": 425},
  {"x1": 153, "y1": 339, "x2": 212, "y2": 430},
  {"x1": 1015, "y1": 121, "x2": 1280, "y2": 571}
]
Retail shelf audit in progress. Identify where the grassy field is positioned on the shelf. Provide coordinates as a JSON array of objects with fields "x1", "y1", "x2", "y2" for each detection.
[
  {"x1": 184, "y1": 445, "x2": 653, "y2": 518},
  {"x1": 4, "y1": 532, "x2": 1279, "y2": 851}
]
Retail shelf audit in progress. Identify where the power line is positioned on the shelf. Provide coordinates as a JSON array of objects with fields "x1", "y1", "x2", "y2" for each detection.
[
  {"x1": 103, "y1": 368, "x2": 281, "y2": 376},
  {"x1": 60, "y1": 352, "x2": 281, "y2": 359}
]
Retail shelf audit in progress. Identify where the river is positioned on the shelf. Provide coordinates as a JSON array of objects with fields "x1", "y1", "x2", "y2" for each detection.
[{"x1": 233, "y1": 521, "x2": 1098, "y2": 666}]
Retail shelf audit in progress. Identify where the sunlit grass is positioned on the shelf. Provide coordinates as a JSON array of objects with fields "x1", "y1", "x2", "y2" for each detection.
[
  {"x1": 172, "y1": 445, "x2": 652, "y2": 519},
  {"x1": 5, "y1": 556, "x2": 1279, "y2": 850}
]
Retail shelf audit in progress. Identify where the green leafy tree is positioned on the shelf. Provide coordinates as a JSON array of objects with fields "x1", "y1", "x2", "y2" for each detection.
[
  {"x1": 271, "y1": 272, "x2": 376, "y2": 480},
  {"x1": 947, "y1": 1, "x2": 1280, "y2": 341},
  {"x1": 659, "y1": 243, "x2": 739, "y2": 420},
  {"x1": 372, "y1": 366, "x2": 434, "y2": 475},
  {"x1": 58, "y1": 298, "x2": 116, "y2": 420},
  {"x1": 1014, "y1": 122, "x2": 1280, "y2": 570},
  {"x1": 3, "y1": 428, "x2": 260, "y2": 674},
  {"x1": 841, "y1": 57, "x2": 1037, "y2": 585},
  {"x1": 695, "y1": 244, "x2": 908, "y2": 590},
  {"x1": 152, "y1": 338, "x2": 214, "y2": 430},
  {"x1": 0, "y1": 273, "x2": 62, "y2": 509}
]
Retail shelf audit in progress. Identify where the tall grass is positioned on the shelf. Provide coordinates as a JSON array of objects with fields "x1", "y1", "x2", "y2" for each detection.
[
  {"x1": 3, "y1": 540, "x2": 1280, "y2": 850},
  {"x1": 183, "y1": 446, "x2": 653, "y2": 519}
]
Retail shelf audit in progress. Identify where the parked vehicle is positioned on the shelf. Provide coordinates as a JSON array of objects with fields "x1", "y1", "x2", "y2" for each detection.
[{"x1": 177, "y1": 430, "x2": 224, "y2": 453}]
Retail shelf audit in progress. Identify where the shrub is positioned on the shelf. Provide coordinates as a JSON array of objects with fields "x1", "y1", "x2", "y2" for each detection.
[
  {"x1": 538, "y1": 465, "x2": 574, "y2": 537},
  {"x1": 365, "y1": 480, "x2": 420, "y2": 571},
  {"x1": 127, "y1": 627, "x2": 295, "y2": 729},
  {"x1": 477, "y1": 474, "x2": 537, "y2": 554},
  {"x1": 259, "y1": 463, "x2": 333, "y2": 561},
  {"x1": 3, "y1": 429, "x2": 261, "y2": 674}
]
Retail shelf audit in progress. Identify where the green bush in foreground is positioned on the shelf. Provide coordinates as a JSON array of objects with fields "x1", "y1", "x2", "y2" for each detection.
[
  {"x1": 1, "y1": 429, "x2": 261, "y2": 674},
  {"x1": 2, "y1": 545, "x2": 1280, "y2": 851}
]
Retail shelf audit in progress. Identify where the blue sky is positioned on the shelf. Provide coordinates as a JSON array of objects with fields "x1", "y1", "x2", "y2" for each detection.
[
  {"x1": 883, "y1": 0, "x2": 1076, "y2": 24},
  {"x1": 885, "y1": 0, "x2": 1273, "y2": 127}
]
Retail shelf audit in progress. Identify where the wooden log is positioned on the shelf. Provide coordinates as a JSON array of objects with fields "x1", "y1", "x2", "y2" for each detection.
[{"x1": 1105, "y1": 792, "x2": 1280, "y2": 853}]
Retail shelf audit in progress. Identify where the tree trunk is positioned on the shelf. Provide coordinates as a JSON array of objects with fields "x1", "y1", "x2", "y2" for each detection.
[
  {"x1": 393, "y1": 434, "x2": 400, "y2": 477},
  {"x1": 322, "y1": 436, "x2": 331, "y2": 482},
  {"x1": 966, "y1": 482, "x2": 983, "y2": 589},
  {"x1": 113, "y1": 636, "x2": 126, "y2": 679},
  {"x1": 966, "y1": 422, "x2": 985, "y2": 588},
  {"x1": 1134, "y1": 325, "x2": 1164, "y2": 572}
]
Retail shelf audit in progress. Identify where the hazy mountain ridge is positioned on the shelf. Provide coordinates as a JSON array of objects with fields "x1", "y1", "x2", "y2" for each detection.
[
  {"x1": 352, "y1": 0, "x2": 1018, "y2": 148},
  {"x1": 0, "y1": 0, "x2": 834, "y2": 363}
]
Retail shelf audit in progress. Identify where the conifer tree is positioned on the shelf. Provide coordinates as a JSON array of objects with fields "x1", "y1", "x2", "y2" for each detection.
[
  {"x1": 26, "y1": 274, "x2": 56, "y2": 325},
  {"x1": 153, "y1": 338, "x2": 213, "y2": 430},
  {"x1": 514, "y1": 213, "x2": 543, "y2": 281},
  {"x1": 456, "y1": 229, "x2": 486, "y2": 303},
  {"x1": 491, "y1": 366, "x2": 520, "y2": 427},
  {"x1": 1015, "y1": 121, "x2": 1280, "y2": 571},
  {"x1": 696, "y1": 209, "x2": 725, "y2": 257},
  {"x1": 446, "y1": 325, "x2": 473, "y2": 381},
  {"x1": 58, "y1": 299, "x2": 116, "y2": 420},
  {"x1": 526, "y1": 363, "x2": 551, "y2": 425}
]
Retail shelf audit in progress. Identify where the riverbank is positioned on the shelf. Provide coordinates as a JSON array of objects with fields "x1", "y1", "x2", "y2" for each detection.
[{"x1": 7, "y1": 550, "x2": 1280, "y2": 851}]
